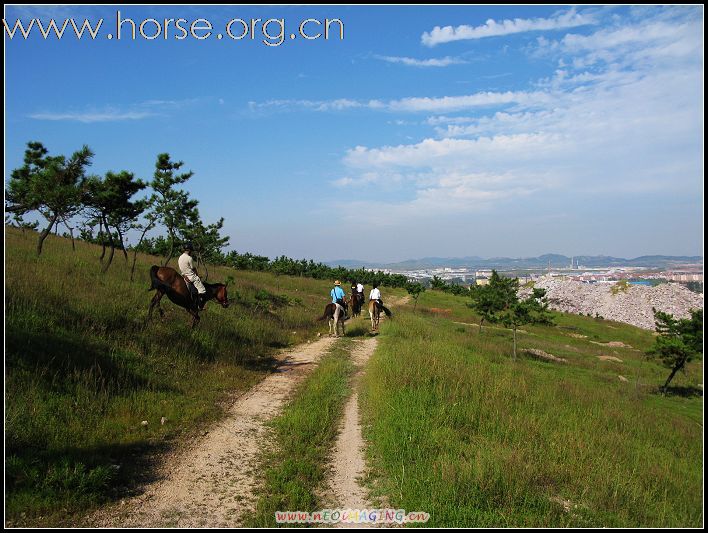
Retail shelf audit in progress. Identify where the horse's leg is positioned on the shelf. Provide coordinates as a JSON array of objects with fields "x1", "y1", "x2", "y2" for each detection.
[
  {"x1": 189, "y1": 309, "x2": 200, "y2": 329},
  {"x1": 148, "y1": 290, "x2": 164, "y2": 321},
  {"x1": 156, "y1": 291, "x2": 165, "y2": 318}
]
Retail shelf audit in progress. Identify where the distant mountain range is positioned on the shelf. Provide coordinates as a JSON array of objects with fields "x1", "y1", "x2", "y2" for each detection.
[{"x1": 326, "y1": 255, "x2": 703, "y2": 271}]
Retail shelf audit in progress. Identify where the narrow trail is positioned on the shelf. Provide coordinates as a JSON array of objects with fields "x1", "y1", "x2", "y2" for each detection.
[
  {"x1": 326, "y1": 337, "x2": 379, "y2": 528},
  {"x1": 87, "y1": 335, "x2": 337, "y2": 528},
  {"x1": 87, "y1": 295, "x2": 400, "y2": 528}
]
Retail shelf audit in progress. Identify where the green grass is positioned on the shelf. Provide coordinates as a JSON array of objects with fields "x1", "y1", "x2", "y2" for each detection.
[
  {"x1": 360, "y1": 291, "x2": 703, "y2": 527},
  {"x1": 7, "y1": 228, "x2": 702, "y2": 527},
  {"x1": 245, "y1": 340, "x2": 355, "y2": 527},
  {"x1": 4, "y1": 227, "x2": 336, "y2": 526}
]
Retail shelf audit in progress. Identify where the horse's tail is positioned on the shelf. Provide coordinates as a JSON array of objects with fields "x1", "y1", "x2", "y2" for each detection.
[
  {"x1": 148, "y1": 265, "x2": 167, "y2": 292},
  {"x1": 381, "y1": 305, "x2": 393, "y2": 318},
  {"x1": 317, "y1": 304, "x2": 332, "y2": 321}
]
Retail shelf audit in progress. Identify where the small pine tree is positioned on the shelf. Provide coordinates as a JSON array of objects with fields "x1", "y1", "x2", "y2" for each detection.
[
  {"x1": 495, "y1": 287, "x2": 554, "y2": 359},
  {"x1": 405, "y1": 282, "x2": 426, "y2": 311},
  {"x1": 646, "y1": 308, "x2": 703, "y2": 392},
  {"x1": 150, "y1": 153, "x2": 198, "y2": 266},
  {"x1": 468, "y1": 270, "x2": 516, "y2": 332}
]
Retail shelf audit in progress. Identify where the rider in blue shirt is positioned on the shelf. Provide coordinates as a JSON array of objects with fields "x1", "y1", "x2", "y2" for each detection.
[{"x1": 330, "y1": 280, "x2": 348, "y2": 320}]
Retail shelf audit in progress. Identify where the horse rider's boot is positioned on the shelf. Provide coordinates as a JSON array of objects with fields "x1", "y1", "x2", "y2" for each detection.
[{"x1": 198, "y1": 294, "x2": 207, "y2": 310}]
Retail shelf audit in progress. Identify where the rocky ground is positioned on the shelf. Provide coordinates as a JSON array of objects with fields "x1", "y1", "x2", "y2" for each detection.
[{"x1": 521, "y1": 277, "x2": 703, "y2": 330}]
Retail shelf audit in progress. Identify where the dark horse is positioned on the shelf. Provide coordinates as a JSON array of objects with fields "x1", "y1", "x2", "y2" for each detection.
[
  {"x1": 350, "y1": 286, "x2": 364, "y2": 317},
  {"x1": 148, "y1": 265, "x2": 229, "y2": 328}
]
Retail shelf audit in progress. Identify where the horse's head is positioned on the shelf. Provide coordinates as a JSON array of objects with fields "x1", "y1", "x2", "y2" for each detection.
[{"x1": 215, "y1": 284, "x2": 230, "y2": 308}]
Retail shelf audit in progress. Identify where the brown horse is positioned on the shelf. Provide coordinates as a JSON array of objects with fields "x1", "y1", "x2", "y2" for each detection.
[
  {"x1": 368, "y1": 299, "x2": 392, "y2": 332},
  {"x1": 317, "y1": 301, "x2": 347, "y2": 336},
  {"x1": 350, "y1": 287, "x2": 364, "y2": 317},
  {"x1": 148, "y1": 265, "x2": 230, "y2": 328},
  {"x1": 368, "y1": 299, "x2": 381, "y2": 331}
]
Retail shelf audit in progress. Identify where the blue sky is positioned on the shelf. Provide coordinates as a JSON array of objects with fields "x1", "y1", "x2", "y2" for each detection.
[{"x1": 4, "y1": 5, "x2": 703, "y2": 262}]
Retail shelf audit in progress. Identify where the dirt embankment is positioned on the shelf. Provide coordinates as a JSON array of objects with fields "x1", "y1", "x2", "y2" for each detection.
[{"x1": 521, "y1": 277, "x2": 703, "y2": 330}]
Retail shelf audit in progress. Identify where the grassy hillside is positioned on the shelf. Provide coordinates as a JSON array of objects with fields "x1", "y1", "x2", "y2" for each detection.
[
  {"x1": 4, "y1": 227, "x2": 336, "y2": 525},
  {"x1": 360, "y1": 291, "x2": 702, "y2": 527},
  {"x1": 6, "y1": 226, "x2": 702, "y2": 527}
]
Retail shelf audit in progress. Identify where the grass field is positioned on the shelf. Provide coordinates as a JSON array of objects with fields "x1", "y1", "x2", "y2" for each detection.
[
  {"x1": 5, "y1": 227, "x2": 703, "y2": 527},
  {"x1": 360, "y1": 292, "x2": 703, "y2": 527},
  {"x1": 4, "y1": 227, "x2": 337, "y2": 526}
]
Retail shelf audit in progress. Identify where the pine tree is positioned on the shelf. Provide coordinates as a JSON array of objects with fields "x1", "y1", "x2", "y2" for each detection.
[
  {"x1": 83, "y1": 171, "x2": 147, "y2": 272},
  {"x1": 468, "y1": 270, "x2": 516, "y2": 332},
  {"x1": 7, "y1": 142, "x2": 93, "y2": 255},
  {"x1": 150, "y1": 153, "x2": 198, "y2": 266},
  {"x1": 405, "y1": 282, "x2": 426, "y2": 311},
  {"x1": 495, "y1": 287, "x2": 554, "y2": 359},
  {"x1": 646, "y1": 308, "x2": 703, "y2": 391}
]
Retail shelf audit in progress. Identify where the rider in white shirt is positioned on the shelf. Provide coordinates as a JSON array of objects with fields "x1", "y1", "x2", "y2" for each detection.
[
  {"x1": 178, "y1": 242, "x2": 207, "y2": 309},
  {"x1": 369, "y1": 284, "x2": 381, "y2": 302}
]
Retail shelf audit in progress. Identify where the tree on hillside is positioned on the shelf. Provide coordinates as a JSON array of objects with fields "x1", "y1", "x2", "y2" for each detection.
[
  {"x1": 494, "y1": 287, "x2": 554, "y2": 360},
  {"x1": 430, "y1": 275, "x2": 447, "y2": 290},
  {"x1": 468, "y1": 270, "x2": 516, "y2": 332},
  {"x1": 646, "y1": 308, "x2": 703, "y2": 392},
  {"x1": 6, "y1": 142, "x2": 93, "y2": 255},
  {"x1": 178, "y1": 216, "x2": 230, "y2": 281},
  {"x1": 83, "y1": 171, "x2": 147, "y2": 272},
  {"x1": 150, "y1": 153, "x2": 198, "y2": 266},
  {"x1": 405, "y1": 281, "x2": 426, "y2": 312},
  {"x1": 129, "y1": 205, "x2": 158, "y2": 282}
]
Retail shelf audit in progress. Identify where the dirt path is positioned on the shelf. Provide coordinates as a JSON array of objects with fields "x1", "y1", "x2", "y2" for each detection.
[
  {"x1": 326, "y1": 337, "x2": 378, "y2": 528},
  {"x1": 87, "y1": 336, "x2": 337, "y2": 528}
]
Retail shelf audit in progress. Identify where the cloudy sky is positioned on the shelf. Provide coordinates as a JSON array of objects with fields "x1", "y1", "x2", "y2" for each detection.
[{"x1": 4, "y1": 5, "x2": 703, "y2": 262}]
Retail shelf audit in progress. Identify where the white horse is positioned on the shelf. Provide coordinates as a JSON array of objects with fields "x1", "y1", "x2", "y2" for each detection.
[{"x1": 318, "y1": 302, "x2": 346, "y2": 337}]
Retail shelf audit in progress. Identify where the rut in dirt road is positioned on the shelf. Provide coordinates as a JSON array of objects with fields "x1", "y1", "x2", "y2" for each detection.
[
  {"x1": 326, "y1": 337, "x2": 379, "y2": 528},
  {"x1": 87, "y1": 335, "x2": 337, "y2": 528}
]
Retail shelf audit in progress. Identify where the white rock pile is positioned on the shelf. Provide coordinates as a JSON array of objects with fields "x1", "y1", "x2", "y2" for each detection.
[{"x1": 521, "y1": 277, "x2": 703, "y2": 330}]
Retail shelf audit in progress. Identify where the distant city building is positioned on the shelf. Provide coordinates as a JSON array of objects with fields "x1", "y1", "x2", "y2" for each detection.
[{"x1": 662, "y1": 272, "x2": 703, "y2": 282}]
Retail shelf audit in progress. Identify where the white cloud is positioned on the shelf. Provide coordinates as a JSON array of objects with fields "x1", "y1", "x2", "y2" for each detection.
[
  {"x1": 338, "y1": 11, "x2": 702, "y2": 222},
  {"x1": 387, "y1": 91, "x2": 549, "y2": 112},
  {"x1": 426, "y1": 115, "x2": 477, "y2": 126},
  {"x1": 250, "y1": 90, "x2": 549, "y2": 114},
  {"x1": 28, "y1": 98, "x2": 199, "y2": 123},
  {"x1": 29, "y1": 109, "x2": 155, "y2": 123},
  {"x1": 375, "y1": 55, "x2": 467, "y2": 67},
  {"x1": 249, "y1": 98, "x2": 384, "y2": 112},
  {"x1": 422, "y1": 9, "x2": 595, "y2": 46}
]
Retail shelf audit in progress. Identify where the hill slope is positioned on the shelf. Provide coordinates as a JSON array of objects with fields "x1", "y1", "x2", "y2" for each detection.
[
  {"x1": 360, "y1": 291, "x2": 702, "y2": 526},
  {"x1": 4, "y1": 227, "x2": 334, "y2": 526},
  {"x1": 5, "y1": 227, "x2": 703, "y2": 527}
]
